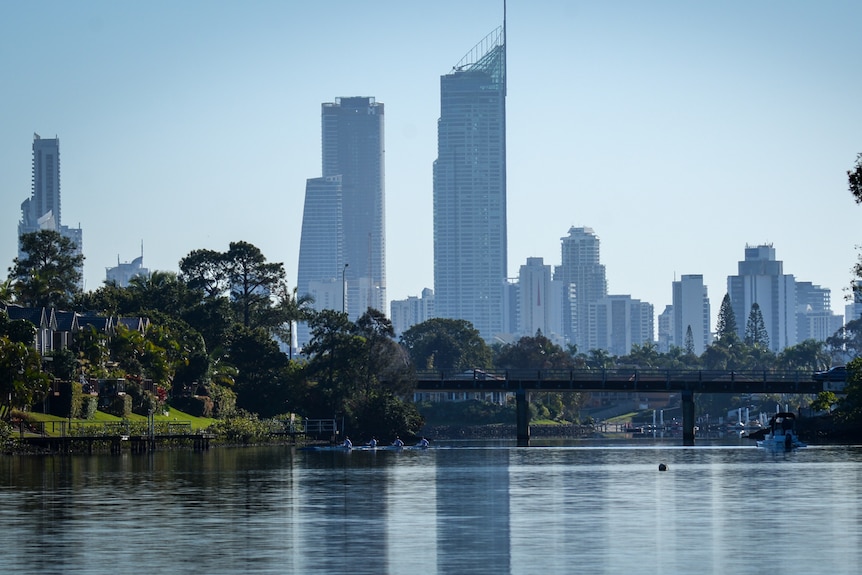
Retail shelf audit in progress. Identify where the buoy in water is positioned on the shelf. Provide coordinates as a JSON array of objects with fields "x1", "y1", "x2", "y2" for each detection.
[{"x1": 658, "y1": 463, "x2": 668, "y2": 471}]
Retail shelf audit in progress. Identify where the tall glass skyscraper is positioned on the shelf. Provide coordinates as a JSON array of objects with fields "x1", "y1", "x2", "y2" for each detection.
[
  {"x1": 296, "y1": 97, "x2": 385, "y2": 349},
  {"x1": 433, "y1": 26, "x2": 507, "y2": 341},
  {"x1": 322, "y1": 97, "x2": 386, "y2": 320}
]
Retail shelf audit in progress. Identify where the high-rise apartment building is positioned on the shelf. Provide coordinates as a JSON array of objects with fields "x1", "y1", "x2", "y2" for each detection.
[
  {"x1": 795, "y1": 281, "x2": 843, "y2": 343},
  {"x1": 18, "y1": 134, "x2": 84, "y2": 283},
  {"x1": 296, "y1": 175, "x2": 344, "y2": 348},
  {"x1": 657, "y1": 305, "x2": 674, "y2": 352},
  {"x1": 727, "y1": 244, "x2": 796, "y2": 352},
  {"x1": 296, "y1": 96, "x2": 386, "y2": 348},
  {"x1": 555, "y1": 226, "x2": 607, "y2": 351},
  {"x1": 433, "y1": 26, "x2": 507, "y2": 341},
  {"x1": 672, "y1": 274, "x2": 711, "y2": 355},
  {"x1": 390, "y1": 288, "x2": 435, "y2": 338},
  {"x1": 592, "y1": 295, "x2": 654, "y2": 357},
  {"x1": 517, "y1": 257, "x2": 564, "y2": 344},
  {"x1": 322, "y1": 97, "x2": 386, "y2": 320}
]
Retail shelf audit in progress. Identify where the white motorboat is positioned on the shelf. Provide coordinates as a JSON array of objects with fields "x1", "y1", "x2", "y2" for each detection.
[{"x1": 756, "y1": 412, "x2": 806, "y2": 450}]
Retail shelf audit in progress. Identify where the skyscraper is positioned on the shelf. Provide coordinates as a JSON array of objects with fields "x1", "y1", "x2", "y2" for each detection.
[
  {"x1": 555, "y1": 226, "x2": 607, "y2": 351},
  {"x1": 433, "y1": 25, "x2": 507, "y2": 341},
  {"x1": 322, "y1": 97, "x2": 386, "y2": 320},
  {"x1": 672, "y1": 274, "x2": 711, "y2": 355},
  {"x1": 727, "y1": 244, "x2": 796, "y2": 352},
  {"x1": 295, "y1": 175, "x2": 344, "y2": 348},
  {"x1": 19, "y1": 134, "x2": 84, "y2": 282},
  {"x1": 517, "y1": 257, "x2": 564, "y2": 343}
]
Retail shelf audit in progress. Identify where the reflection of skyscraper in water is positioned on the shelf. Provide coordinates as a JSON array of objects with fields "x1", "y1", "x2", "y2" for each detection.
[
  {"x1": 296, "y1": 97, "x2": 385, "y2": 348},
  {"x1": 19, "y1": 134, "x2": 84, "y2": 284},
  {"x1": 433, "y1": 26, "x2": 507, "y2": 341}
]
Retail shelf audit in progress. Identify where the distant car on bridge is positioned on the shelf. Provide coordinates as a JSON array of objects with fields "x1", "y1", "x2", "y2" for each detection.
[{"x1": 812, "y1": 366, "x2": 847, "y2": 382}]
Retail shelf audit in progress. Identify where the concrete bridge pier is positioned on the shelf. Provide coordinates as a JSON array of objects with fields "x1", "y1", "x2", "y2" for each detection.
[
  {"x1": 516, "y1": 388, "x2": 530, "y2": 447},
  {"x1": 682, "y1": 389, "x2": 695, "y2": 446}
]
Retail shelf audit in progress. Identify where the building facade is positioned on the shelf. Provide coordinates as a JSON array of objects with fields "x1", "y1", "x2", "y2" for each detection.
[
  {"x1": 592, "y1": 295, "x2": 654, "y2": 357},
  {"x1": 555, "y1": 226, "x2": 607, "y2": 351},
  {"x1": 106, "y1": 253, "x2": 150, "y2": 288},
  {"x1": 795, "y1": 281, "x2": 843, "y2": 343},
  {"x1": 390, "y1": 288, "x2": 436, "y2": 338},
  {"x1": 295, "y1": 175, "x2": 345, "y2": 348},
  {"x1": 672, "y1": 274, "x2": 711, "y2": 355},
  {"x1": 433, "y1": 26, "x2": 507, "y2": 341},
  {"x1": 321, "y1": 97, "x2": 386, "y2": 320},
  {"x1": 517, "y1": 257, "x2": 564, "y2": 344},
  {"x1": 727, "y1": 244, "x2": 796, "y2": 352}
]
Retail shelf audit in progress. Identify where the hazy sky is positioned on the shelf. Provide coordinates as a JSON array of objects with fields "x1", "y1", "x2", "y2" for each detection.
[{"x1": 2, "y1": 0, "x2": 860, "y2": 330}]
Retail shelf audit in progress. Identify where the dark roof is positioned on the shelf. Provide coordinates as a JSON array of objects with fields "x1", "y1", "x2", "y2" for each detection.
[{"x1": 3, "y1": 304, "x2": 49, "y2": 328}]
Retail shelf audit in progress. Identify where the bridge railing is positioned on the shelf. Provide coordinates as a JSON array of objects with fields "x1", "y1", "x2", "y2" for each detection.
[{"x1": 414, "y1": 369, "x2": 824, "y2": 394}]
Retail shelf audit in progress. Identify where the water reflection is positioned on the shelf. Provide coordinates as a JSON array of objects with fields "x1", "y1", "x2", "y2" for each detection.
[{"x1": 1, "y1": 443, "x2": 861, "y2": 574}]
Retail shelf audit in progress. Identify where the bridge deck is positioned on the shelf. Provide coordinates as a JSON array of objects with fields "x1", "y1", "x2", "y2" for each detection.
[{"x1": 414, "y1": 369, "x2": 826, "y2": 394}]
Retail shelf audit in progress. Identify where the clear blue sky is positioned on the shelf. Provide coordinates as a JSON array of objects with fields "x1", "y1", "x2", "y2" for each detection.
[{"x1": 2, "y1": 0, "x2": 860, "y2": 330}]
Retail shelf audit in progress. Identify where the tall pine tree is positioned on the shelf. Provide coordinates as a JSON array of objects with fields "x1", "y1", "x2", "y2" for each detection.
[
  {"x1": 715, "y1": 293, "x2": 738, "y2": 341},
  {"x1": 744, "y1": 302, "x2": 769, "y2": 349}
]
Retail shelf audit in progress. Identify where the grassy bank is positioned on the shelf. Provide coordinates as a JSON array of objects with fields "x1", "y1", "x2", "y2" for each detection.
[{"x1": 17, "y1": 408, "x2": 215, "y2": 435}]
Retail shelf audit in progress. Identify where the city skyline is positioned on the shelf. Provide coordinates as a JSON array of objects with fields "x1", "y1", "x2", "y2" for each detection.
[{"x1": 1, "y1": 1, "x2": 860, "y2": 332}]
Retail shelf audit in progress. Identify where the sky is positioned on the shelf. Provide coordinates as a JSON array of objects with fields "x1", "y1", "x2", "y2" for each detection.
[{"x1": 1, "y1": 0, "x2": 860, "y2": 332}]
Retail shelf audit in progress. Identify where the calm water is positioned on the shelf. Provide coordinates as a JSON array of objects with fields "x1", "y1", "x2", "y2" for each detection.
[{"x1": 1, "y1": 439, "x2": 860, "y2": 574}]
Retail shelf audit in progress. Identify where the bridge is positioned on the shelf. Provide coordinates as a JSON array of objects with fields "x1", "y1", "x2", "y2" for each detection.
[{"x1": 413, "y1": 368, "x2": 831, "y2": 446}]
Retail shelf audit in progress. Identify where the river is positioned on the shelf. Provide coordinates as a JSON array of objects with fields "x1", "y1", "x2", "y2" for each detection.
[{"x1": 1, "y1": 439, "x2": 860, "y2": 574}]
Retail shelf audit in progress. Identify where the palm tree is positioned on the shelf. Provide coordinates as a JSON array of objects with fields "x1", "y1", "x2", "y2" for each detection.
[{"x1": 274, "y1": 284, "x2": 315, "y2": 359}]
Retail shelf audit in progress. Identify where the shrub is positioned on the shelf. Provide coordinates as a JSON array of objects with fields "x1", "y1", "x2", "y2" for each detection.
[
  {"x1": 80, "y1": 396, "x2": 98, "y2": 420},
  {"x1": 171, "y1": 395, "x2": 214, "y2": 418},
  {"x1": 207, "y1": 412, "x2": 270, "y2": 444},
  {"x1": 206, "y1": 384, "x2": 237, "y2": 418},
  {"x1": 50, "y1": 381, "x2": 83, "y2": 419},
  {"x1": 105, "y1": 394, "x2": 132, "y2": 418}
]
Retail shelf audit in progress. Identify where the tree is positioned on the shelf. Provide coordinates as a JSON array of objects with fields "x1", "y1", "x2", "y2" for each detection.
[
  {"x1": 827, "y1": 317, "x2": 862, "y2": 362},
  {"x1": 400, "y1": 318, "x2": 492, "y2": 371},
  {"x1": 225, "y1": 241, "x2": 286, "y2": 329},
  {"x1": 272, "y1": 285, "x2": 315, "y2": 359},
  {"x1": 684, "y1": 325, "x2": 695, "y2": 355},
  {"x1": 0, "y1": 336, "x2": 50, "y2": 412},
  {"x1": 494, "y1": 332, "x2": 585, "y2": 422},
  {"x1": 715, "y1": 294, "x2": 738, "y2": 341},
  {"x1": 302, "y1": 309, "x2": 422, "y2": 437},
  {"x1": 179, "y1": 248, "x2": 229, "y2": 299},
  {"x1": 226, "y1": 325, "x2": 296, "y2": 418},
  {"x1": 744, "y1": 303, "x2": 770, "y2": 349},
  {"x1": 849, "y1": 152, "x2": 862, "y2": 204},
  {"x1": 495, "y1": 332, "x2": 575, "y2": 370},
  {"x1": 777, "y1": 339, "x2": 830, "y2": 372},
  {"x1": 179, "y1": 242, "x2": 286, "y2": 330},
  {"x1": 9, "y1": 229, "x2": 83, "y2": 308}
]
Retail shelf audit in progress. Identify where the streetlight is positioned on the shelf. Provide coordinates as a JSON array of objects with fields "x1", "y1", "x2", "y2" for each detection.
[{"x1": 342, "y1": 263, "x2": 349, "y2": 314}]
